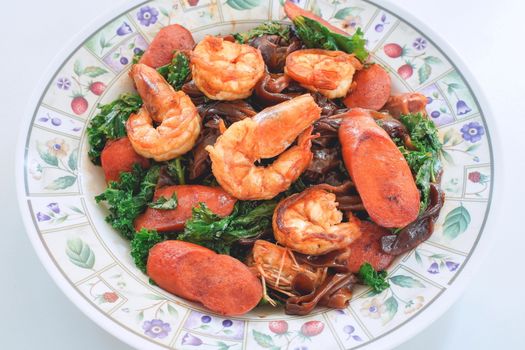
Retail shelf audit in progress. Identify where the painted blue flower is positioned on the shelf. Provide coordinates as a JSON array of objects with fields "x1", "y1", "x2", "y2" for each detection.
[
  {"x1": 56, "y1": 77, "x2": 71, "y2": 90},
  {"x1": 445, "y1": 261, "x2": 459, "y2": 272},
  {"x1": 413, "y1": 37, "x2": 427, "y2": 50},
  {"x1": 460, "y1": 122, "x2": 485, "y2": 143},
  {"x1": 116, "y1": 22, "x2": 132, "y2": 36},
  {"x1": 47, "y1": 203, "x2": 60, "y2": 214},
  {"x1": 456, "y1": 100, "x2": 472, "y2": 115},
  {"x1": 36, "y1": 212, "x2": 51, "y2": 222},
  {"x1": 143, "y1": 319, "x2": 171, "y2": 339},
  {"x1": 222, "y1": 319, "x2": 233, "y2": 327},
  {"x1": 200, "y1": 315, "x2": 212, "y2": 323},
  {"x1": 427, "y1": 262, "x2": 439, "y2": 274},
  {"x1": 181, "y1": 333, "x2": 203, "y2": 346},
  {"x1": 137, "y1": 6, "x2": 159, "y2": 27}
]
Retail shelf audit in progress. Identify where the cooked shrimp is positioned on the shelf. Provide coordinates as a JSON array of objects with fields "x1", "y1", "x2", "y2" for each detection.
[
  {"x1": 191, "y1": 36, "x2": 265, "y2": 100},
  {"x1": 205, "y1": 94, "x2": 321, "y2": 200},
  {"x1": 273, "y1": 185, "x2": 362, "y2": 255},
  {"x1": 126, "y1": 64, "x2": 201, "y2": 161},
  {"x1": 250, "y1": 240, "x2": 326, "y2": 300},
  {"x1": 285, "y1": 49, "x2": 362, "y2": 99}
]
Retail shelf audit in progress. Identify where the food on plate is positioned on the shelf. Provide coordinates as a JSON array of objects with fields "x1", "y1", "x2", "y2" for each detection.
[
  {"x1": 89, "y1": 1, "x2": 444, "y2": 316},
  {"x1": 285, "y1": 49, "x2": 362, "y2": 98},
  {"x1": 126, "y1": 63, "x2": 201, "y2": 161},
  {"x1": 191, "y1": 36, "x2": 265, "y2": 100}
]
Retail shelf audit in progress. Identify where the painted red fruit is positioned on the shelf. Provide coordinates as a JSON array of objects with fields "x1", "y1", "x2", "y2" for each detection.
[
  {"x1": 383, "y1": 43, "x2": 403, "y2": 58},
  {"x1": 300, "y1": 321, "x2": 324, "y2": 337},
  {"x1": 268, "y1": 320, "x2": 288, "y2": 335},
  {"x1": 187, "y1": 0, "x2": 199, "y2": 6},
  {"x1": 397, "y1": 64, "x2": 414, "y2": 79},
  {"x1": 71, "y1": 96, "x2": 88, "y2": 115},
  {"x1": 89, "y1": 81, "x2": 106, "y2": 96}
]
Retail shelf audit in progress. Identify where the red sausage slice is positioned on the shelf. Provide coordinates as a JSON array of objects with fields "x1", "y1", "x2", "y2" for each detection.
[
  {"x1": 347, "y1": 220, "x2": 396, "y2": 273},
  {"x1": 339, "y1": 109, "x2": 420, "y2": 228},
  {"x1": 139, "y1": 24, "x2": 195, "y2": 68},
  {"x1": 147, "y1": 241, "x2": 262, "y2": 316},
  {"x1": 134, "y1": 185, "x2": 237, "y2": 232},
  {"x1": 101, "y1": 137, "x2": 150, "y2": 183},
  {"x1": 343, "y1": 64, "x2": 391, "y2": 111}
]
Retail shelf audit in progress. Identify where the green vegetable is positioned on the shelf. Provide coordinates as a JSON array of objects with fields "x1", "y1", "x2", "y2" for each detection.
[
  {"x1": 156, "y1": 52, "x2": 190, "y2": 91},
  {"x1": 234, "y1": 21, "x2": 290, "y2": 43},
  {"x1": 167, "y1": 157, "x2": 186, "y2": 185},
  {"x1": 132, "y1": 50, "x2": 144, "y2": 64},
  {"x1": 292, "y1": 16, "x2": 368, "y2": 62},
  {"x1": 130, "y1": 228, "x2": 164, "y2": 273},
  {"x1": 148, "y1": 192, "x2": 178, "y2": 210},
  {"x1": 95, "y1": 164, "x2": 160, "y2": 239},
  {"x1": 397, "y1": 113, "x2": 442, "y2": 212},
  {"x1": 358, "y1": 262, "x2": 390, "y2": 293},
  {"x1": 87, "y1": 93, "x2": 143, "y2": 164},
  {"x1": 178, "y1": 201, "x2": 276, "y2": 255}
]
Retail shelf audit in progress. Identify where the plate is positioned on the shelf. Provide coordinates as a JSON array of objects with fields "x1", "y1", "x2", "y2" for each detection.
[{"x1": 16, "y1": 0, "x2": 497, "y2": 349}]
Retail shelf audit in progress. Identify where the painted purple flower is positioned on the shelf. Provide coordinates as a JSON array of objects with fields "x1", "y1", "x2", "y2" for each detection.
[
  {"x1": 116, "y1": 22, "x2": 132, "y2": 36},
  {"x1": 201, "y1": 315, "x2": 212, "y2": 323},
  {"x1": 51, "y1": 117, "x2": 62, "y2": 126},
  {"x1": 445, "y1": 261, "x2": 459, "y2": 272},
  {"x1": 47, "y1": 203, "x2": 60, "y2": 214},
  {"x1": 56, "y1": 77, "x2": 71, "y2": 90},
  {"x1": 222, "y1": 319, "x2": 233, "y2": 327},
  {"x1": 36, "y1": 212, "x2": 51, "y2": 222},
  {"x1": 181, "y1": 333, "x2": 203, "y2": 346},
  {"x1": 137, "y1": 6, "x2": 159, "y2": 27},
  {"x1": 456, "y1": 100, "x2": 472, "y2": 115},
  {"x1": 460, "y1": 122, "x2": 485, "y2": 143},
  {"x1": 427, "y1": 262, "x2": 439, "y2": 274},
  {"x1": 413, "y1": 37, "x2": 427, "y2": 50},
  {"x1": 335, "y1": 309, "x2": 346, "y2": 315},
  {"x1": 143, "y1": 319, "x2": 171, "y2": 339},
  {"x1": 72, "y1": 127, "x2": 82, "y2": 132},
  {"x1": 38, "y1": 116, "x2": 49, "y2": 122}
]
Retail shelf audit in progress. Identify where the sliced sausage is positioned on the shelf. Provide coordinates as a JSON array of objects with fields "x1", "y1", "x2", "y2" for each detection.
[
  {"x1": 134, "y1": 185, "x2": 237, "y2": 232},
  {"x1": 343, "y1": 64, "x2": 391, "y2": 111},
  {"x1": 100, "y1": 137, "x2": 150, "y2": 183},
  {"x1": 139, "y1": 24, "x2": 195, "y2": 68}
]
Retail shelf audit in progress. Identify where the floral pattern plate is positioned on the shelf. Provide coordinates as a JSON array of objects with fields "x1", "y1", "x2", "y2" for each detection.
[{"x1": 16, "y1": 0, "x2": 497, "y2": 349}]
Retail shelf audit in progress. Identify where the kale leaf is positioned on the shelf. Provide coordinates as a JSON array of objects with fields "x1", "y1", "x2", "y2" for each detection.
[
  {"x1": 148, "y1": 192, "x2": 178, "y2": 210},
  {"x1": 130, "y1": 228, "x2": 164, "y2": 273},
  {"x1": 234, "y1": 21, "x2": 291, "y2": 43},
  {"x1": 358, "y1": 263, "x2": 390, "y2": 293},
  {"x1": 95, "y1": 164, "x2": 160, "y2": 239},
  {"x1": 397, "y1": 113, "x2": 442, "y2": 212},
  {"x1": 156, "y1": 52, "x2": 190, "y2": 91},
  {"x1": 178, "y1": 201, "x2": 276, "y2": 255},
  {"x1": 87, "y1": 93, "x2": 143, "y2": 165},
  {"x1": 292, "y1": 16, "x2": 368, "y2": 62}
]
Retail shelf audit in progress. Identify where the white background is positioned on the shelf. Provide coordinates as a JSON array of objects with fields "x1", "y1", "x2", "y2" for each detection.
[{"x1": 1, "y1": 0, "x2": 524, "y2": 349}]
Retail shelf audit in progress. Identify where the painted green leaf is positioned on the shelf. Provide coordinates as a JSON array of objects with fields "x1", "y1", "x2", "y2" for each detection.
[
  {"x1": 390, "y1": 275, "x2": 425, "y2": 288},
  {"x1": 226, "y1": 0, "x2": 261, "y2": 11},
  {"x1": 334, "y1": 7, "x2": 364, "y2": 19},
  {"x1": 252, "y1": 330, "x2": 277, "y2": 349},
  {"x1": 381, "y1": 296, "x2": 398, "y2": 325},
  {"x1": 414, "y1": 250, "x2": 423, "y2": 265},
  {"x1": 158, "y1": 308, "x2": 165, "y2": 318},
  {"x1": 160, "y1": 7, "x2": 170, "y2": 17},
  {"x1": 128, "y1": 42, "x2": 135, "y2": 49},
  {"x1": 65, "y1": 237, "x2": 95, "y2": 269},
  {"x1": 45, "y1": 175, "x2": 77, "y2": 190},
  {"x1": 418, "y1": 63, "x2": 432, "y2": 84},
  {"x1": 37, "y1": 144, "x2": 58, "y2": 166},
  {"x1": 83, "y1": 66, "x2": 108, "y2": 78},
  {"x1": 443, "y1": 204, "x2": 471, "y2": 239},
  {"x1": 136, "y1": 310, "x2": 144, "y2": 323},
  {"x1": 447, "y1": 82, "x2": 462, "y2": 94},
  {"x1": 423, "y1": 56, "x2": 441, "y2": 65},
  {"x1": 440, "y1": 150, "x2": 454, "y2": 165},
  {"x1": 73, "y1": 60, "x2": 83, "y2": 76},
  {"x1": 68, "y1": 148, "x2": 78, "y2": 171},
  {"x1": 69, "y1": 205, "x2": 84, "y2": 215},
  {"x1": 55, "y1": 214, "x2": 69, "y2": 224},
  {"x1": 365, "y1": 289, "x2": 381, "y2": 297},
  {"x1": 167, "y1": 303, "x2": 178, "y2": 318},
  {"x1": 466, "y1": 143, "x2": 480, "y2": 152},
  {"x1": 439, "y1": 107, "x2": 448, "y2": 113},
  {"x1": 430, "y1": 253, "x2": 448, "y2": 259},
  {"x1": 143, "y1": 293, "x2": 165, "y2": 300}
]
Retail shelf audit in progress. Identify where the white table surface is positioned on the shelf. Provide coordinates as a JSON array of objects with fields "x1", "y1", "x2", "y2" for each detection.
[{"x1": 1, "y1": 0, "x2": 524, "y2": 349}]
